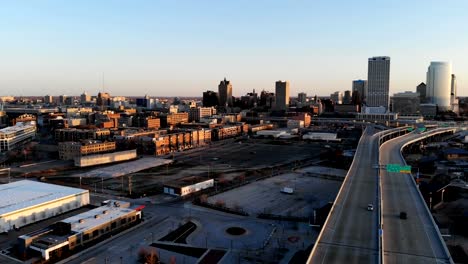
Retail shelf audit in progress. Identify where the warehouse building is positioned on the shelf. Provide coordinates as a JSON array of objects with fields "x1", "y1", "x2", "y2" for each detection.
[
  {"x1": 74, "y1": 149, "x2": 137, "y2": 167},
  {"x1": 0, "y1": 180, "x2": 89, "y2": 233},
  {"x1": 163, "y1": 176, "x2": 214, "y2": 196},
  {"x1": 18, "y1": 200, "x2": 143, "y2": 261}
]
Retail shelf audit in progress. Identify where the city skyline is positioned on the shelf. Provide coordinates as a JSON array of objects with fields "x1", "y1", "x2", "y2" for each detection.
[{"x1": 1, "y1": 1, "x2": 468, "y2": 97}]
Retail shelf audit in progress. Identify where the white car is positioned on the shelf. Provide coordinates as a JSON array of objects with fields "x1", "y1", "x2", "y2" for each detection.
[{"x1": 367, "y1": 204, "x2": 374, "y2": 211}]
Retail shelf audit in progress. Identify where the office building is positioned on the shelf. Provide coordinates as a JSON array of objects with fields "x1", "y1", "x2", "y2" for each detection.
[
  {"x1": 159, "y1": 112, "x2": 189, "y2": 127},
  {"x1": 218, "y1": 78, "x2": 233, "y2": 107},
  {"x1": 0, "y1": 180, "x2": 89, "y2": 233},
  {"x1": 426, "y1": 61, "x2": 452, "y2": 111},
  {"x1": 330, "y1": 91, "x2": 343, "y2": 104},
  {"x1": 189, "y1": 107, "x2": 216, "y2": 122},
  {"x1": 275, "y1": 81, "x2": 290, "y2": 111},
  {"x1": 58, "y1": 141, "x2": 116, "y2": 160},
  {"x1": 58, "y1": 95, "x2": 67, "y2": 105},
  {"x1": 367, "y1": 56, "x2": 391, "y2": 110},
  {"x1": 451, "y1": 74, "x2": 457, "y2": 109},
  {"x1": 298, "y1": 92, "x2": 307, "y2": 105},
  {"x1": 352, "y1": 80, "x2": 367, "y2": 103},
  {"x1": 97, "y1": 92, "x2": 111, "y2": 107},
  {"x1": 259, "y1": 90, "x2": 275, "y2": 108},
  {"x1": 391, "y1": 91, "x2": 420, "y2": 115},
  {"x1": 44, "y1": 95, "x2": 53, "y2": 104},
  {"x1": 0, "y1": 122, "x2": 36, "y2": 152},
  {"x1": 343, "y1": 90, "x2": 352, "y2": 104},
  {"x1": 203, "y1": 91, "x2": 219, "y2": 107},
  {"x1": 416, "y1": 82, "x2": 427, "y2": 103},
  {"x1": 80, "y1": 92, "x2": 91, "y2": 103}
]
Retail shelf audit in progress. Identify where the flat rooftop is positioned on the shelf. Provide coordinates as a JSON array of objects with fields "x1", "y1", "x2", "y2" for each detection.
[
  {"x1": 164, "y1": 176, "x2": 213, "y2": 188},
  {"x1": 0, "y1": 180, "x2": 88, "y2": 216},
  {"x1": 0, "y1": 123, "x2": 36, "y2": 135},
  {"x1": 72, "y1": 157, "x2": 173, "y2": 178},
  {"x1": 61, "y1": 200, "x2": 134, "y2": 233}
]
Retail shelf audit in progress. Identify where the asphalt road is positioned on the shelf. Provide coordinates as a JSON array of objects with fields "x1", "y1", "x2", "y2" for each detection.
[
  {"x1": 380, "y1": 130, "x2": 453, "y2": 264},
  {"x1": 308, "y1": 127, "x2": 380, "y2": 263}
]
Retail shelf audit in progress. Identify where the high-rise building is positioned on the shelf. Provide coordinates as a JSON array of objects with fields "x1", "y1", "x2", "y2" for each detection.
[
  {"x1": 426, "y1": 62, "x2": 452, "y2": 111},
  {"x1": 416, "y1": 82, "x2": 427, "y2": 103},
  {"x1": 259, "y1": 90, "x2": 275, "y2": 108},
  {"x1": 275, "y1": 81, "x2": 290, "y2": 111},
  {"x1": 80, "y1": 92, "x2": 91, "y2": 104},
  {"x1": 97, "y1": 92, "x2": 111, "y2": 107},
  {"x1": 218, "y1": 78, "x2": 233, "y2": 107},
  {"x1": 451, "y1": 74, "x2": 457, "y2": 107},
  {"x1": 44, "y1": 95, "x2": 53, "y2": 104},
  {"x1": 343, "y1": 90, "x2": 352, "y2": 104},
  {"x1": 352, "y1": 80, "x2": 367, "y2": 103},
  {"x1": 203, "y1": 91, "x2": 219, "y2": 107},
  {"x1": 367, "y1": 56, "x2": 390, "y2": 110},
  {"x1": 298, "y1": 92, "x2": 307, "y2": 105},
  {"x1": 58, "y1": 95, "x2": 67, "y2": 105},
  {"x1": 330, "y1": 91, "x2": 343, "y2": 104}
]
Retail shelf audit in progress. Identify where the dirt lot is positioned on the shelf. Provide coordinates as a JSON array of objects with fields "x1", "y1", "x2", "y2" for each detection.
[{"x1": 207, "y1": 171, "x2": 341, "y2": 218}]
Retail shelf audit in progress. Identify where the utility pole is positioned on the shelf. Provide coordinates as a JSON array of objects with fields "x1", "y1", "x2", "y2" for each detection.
[{"x1": 128, "y1": 175, "x2": 132, "y2": 196}]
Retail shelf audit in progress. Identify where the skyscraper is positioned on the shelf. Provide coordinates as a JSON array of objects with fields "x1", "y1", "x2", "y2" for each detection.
[
  {"x1": 416, "y1": 82, "x2": 427, "y2": 103},
  {"x1": 203, "y1": 90, "x2": 219, "y2": 107},
  {"x1": 80, "y1": 92, "x2": 91, "y2": 103},
  {"x1": 298, "y1": 92, "x2": 307, "y2": 105},
  {"x1": 426, "y1": 62, "x2": 452, "y2": 111},
  {"x1": 352, "y1": 80, "x2": 367, "y2": 103},
  {"x1": 218, "y1": 78, "x2": 233, "y2": 107},
  {"x1": 451, "y1": 74, "x2": 457, "y2": 107},
  {"x1": 367, "y1": 56, "x2": 390, "y2": 110},
  {"x1": 275, "y1": 81, "x2": 290, "y2": 111}
]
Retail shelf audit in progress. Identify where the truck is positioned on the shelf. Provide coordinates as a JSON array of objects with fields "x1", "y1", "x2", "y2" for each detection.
[{"x1": 281, "y1": 187, "x2": 294, "y2": 194}]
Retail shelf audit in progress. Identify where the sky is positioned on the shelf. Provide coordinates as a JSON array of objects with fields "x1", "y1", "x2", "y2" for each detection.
[{"x1": 1, "y1": 0, "x2": 467, "y2": 97}]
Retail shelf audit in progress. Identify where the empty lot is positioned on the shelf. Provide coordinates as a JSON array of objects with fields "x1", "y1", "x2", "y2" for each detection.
[{"x1": 207, "y1": 171, "x2": 341, "y2": 217}]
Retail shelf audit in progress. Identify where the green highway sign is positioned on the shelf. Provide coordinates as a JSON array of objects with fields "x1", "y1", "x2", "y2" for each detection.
[
  {"x1": 407, "y1": 127, "x2": 414, "y2": 132},
  {"x1": 386, "y1": 164, "x2": 412, "y2": 173}
]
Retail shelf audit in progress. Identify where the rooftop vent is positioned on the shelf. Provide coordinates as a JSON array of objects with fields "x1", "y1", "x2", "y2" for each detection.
[{"x1": 78, "y1": 219, "x2": 85, "y2": 223}]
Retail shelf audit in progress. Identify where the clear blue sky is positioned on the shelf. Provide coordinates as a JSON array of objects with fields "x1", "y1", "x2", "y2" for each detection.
[{"x1": 1, "y1": 0, "x2": 467, "y2": 97}]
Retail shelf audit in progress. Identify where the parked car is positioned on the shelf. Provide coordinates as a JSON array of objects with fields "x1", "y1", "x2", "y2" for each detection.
[{"x1": 400, "y1": 211, "x2": 407, "y2": 219}]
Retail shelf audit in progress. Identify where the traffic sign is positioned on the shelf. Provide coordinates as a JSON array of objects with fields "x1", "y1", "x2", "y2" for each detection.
[{"x1": 386, "y1": 164, "x2": 412, "y2": 173}]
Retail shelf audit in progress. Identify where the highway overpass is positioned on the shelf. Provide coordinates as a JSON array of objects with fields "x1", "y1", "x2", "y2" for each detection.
[
  {"x1": 308, "y1": 126, "x2": 455, "y2": 264},
  {"x1": 380, "y1": 129, "x2": 454, "y2": 263},
  {"x1": 307, "y1": 127, "x2": 381, "y2": 263}
]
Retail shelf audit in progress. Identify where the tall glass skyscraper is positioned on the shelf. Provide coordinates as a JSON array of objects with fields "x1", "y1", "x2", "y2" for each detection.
[
  {"x1": 426, "y1": 62, "x2": 452, "y2": 111},
  {"x1": 367, "y1": 56, "x2": 390, "y2": 110}
]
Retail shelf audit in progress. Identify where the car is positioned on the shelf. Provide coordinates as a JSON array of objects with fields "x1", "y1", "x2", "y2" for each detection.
[
  {"x1": 399, "y1": 211, "x2": 407, "y2": 219},
  {"x1": 367, "y1": 204, "x2": 374, "y2": 211}
]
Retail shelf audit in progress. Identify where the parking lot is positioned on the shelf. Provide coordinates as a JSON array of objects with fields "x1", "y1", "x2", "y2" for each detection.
[{"x1": 207, "y1": 170, "x2": 341, "y2": 217}]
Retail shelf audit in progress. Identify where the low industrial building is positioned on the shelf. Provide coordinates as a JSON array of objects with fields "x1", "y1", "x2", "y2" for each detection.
[
  {"x1": 0, "y1": 122, "x2": 36, "y2": 152},
  {"x1": 256, "y1": 130, "x2": 287, "y2": 138},
  {"x1": 163, "y1": 176, "x2": 214, "y2": 196},
  {"x1": 0, "y1": 180, "x2": 89, "y2": 233},
  {"x1": 74, "y1": 149, "x2": 137, "y2": 167},
  {"x1": 18, "y1": 200, "x2": 143, "y2": 261},
  {"x1": 303, "y1": 132, "x2": 340, "y2": 142}
]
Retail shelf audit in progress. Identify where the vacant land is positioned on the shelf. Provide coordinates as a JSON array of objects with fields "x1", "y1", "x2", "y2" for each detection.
[{"x1": 207, "y1": 171, "x2": 341, "y2": 217}]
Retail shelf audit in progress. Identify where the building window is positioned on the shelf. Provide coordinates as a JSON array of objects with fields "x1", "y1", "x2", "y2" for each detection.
[{"x1": 93, "y1": 230, "x2": 98, "y2": 237}]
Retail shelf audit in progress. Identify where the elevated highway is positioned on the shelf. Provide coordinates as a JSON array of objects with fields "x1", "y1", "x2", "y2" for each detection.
[
  {"x1": 307, "y1": 127, "x2": 381, "y2": 263},
  {"x1": 308, "y1": 126, "x2": 455, "y2": 264},
  {"x1": 380, "y1": 128, "x2": 454, "y2": 264}
]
